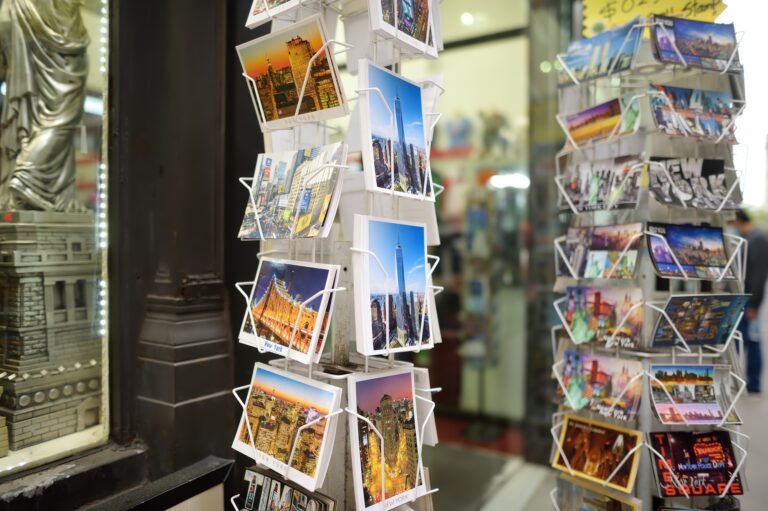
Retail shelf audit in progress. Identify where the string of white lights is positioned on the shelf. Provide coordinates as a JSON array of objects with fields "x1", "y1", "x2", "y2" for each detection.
[{"x1": 97, "y1": 0, "x2": 108, "y2": 338}]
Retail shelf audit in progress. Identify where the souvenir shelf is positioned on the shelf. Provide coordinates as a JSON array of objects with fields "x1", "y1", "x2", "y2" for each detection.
[
  {"x1": 550, "y1": 16, "x2": 749, "y2": 511},
  {"x1": 228, "y1": 1, "x2": 445, "y2": 510}
]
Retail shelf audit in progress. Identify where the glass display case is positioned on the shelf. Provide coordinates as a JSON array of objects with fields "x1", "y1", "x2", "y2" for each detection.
[{"x1": 0, "y1": 0, "x2": 109, "y2": 474}]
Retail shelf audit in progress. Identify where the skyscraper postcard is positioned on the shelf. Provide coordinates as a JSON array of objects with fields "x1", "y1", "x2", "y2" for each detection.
[
  {"x1": 649, "y1": 431, "x2": 743, "y2": 497},
  {"x1": 239, "y1": 257, "x2": 339, "y2": 364},
  {"x1": 369, "y1": 0, "x2": 438, "y2": 57},
  {"x1": 347, "y1": 367, "x2": 426, "y2": 510},
  {"x1": 232, "y1": 363, "x2": 342, "y2": 491},
  {"x1": 646, "y1": 223, "x2": 735, "y2": 280},
  {"x1": 556, "y1": 351, "x2": 643, "y2": 421},
  {"x1": 236, "y1": 15, "x2": 347, "y2": 130},
  {"x1": 648, "y1": 157, "x2": 739, "y2": 210},
  {"x1": 562, "y1": 287, "x2": 643, "y2": 348},
  {"x1": 353, "y1": 215, "x2": 434, "y2": 356},
  {"x1": 650, "y1": 364, "x2": 741, "y2": 426},
  {"x1": 238, "y1": 142, "x2": 348, "y2": 240},
  {"x1": 245, "y1": 0, "x2": 304, "y2": 30},
  {"x1": 558, "y1": 156, "x2": 643, "y2": 213},
  {"x1": 559, "y1": 17, "x2": 642, "y2": 85},
  {"x1": 552, "y1": 414, "x2": 641, "y2": 494},
  {"x1": 651, "y1": 15, "x2": 741, "y2": 73},
  {"x1": 649, "y1": 84, "x2": 737, "y2": 143},
  {"x1": 358, "y1": 60, "x2": 434, "y2": 201},
  {"x1": 651, "y1": 294, "x2": 749, "y2": 348}
]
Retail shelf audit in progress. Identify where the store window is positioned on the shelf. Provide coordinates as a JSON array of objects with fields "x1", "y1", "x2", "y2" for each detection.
[{"x1": 0, "y1": 0, "x2": 109, "y2": 472}]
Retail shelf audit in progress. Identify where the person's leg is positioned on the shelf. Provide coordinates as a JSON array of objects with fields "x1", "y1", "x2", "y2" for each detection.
[{"x1": 746, "y1": 339, "x2": 762, "y2": 393}]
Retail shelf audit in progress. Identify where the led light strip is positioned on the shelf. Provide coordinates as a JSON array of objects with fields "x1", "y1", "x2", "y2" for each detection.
[{"x1": 97, "y1": 0, "x2": 108, "y2": 338}]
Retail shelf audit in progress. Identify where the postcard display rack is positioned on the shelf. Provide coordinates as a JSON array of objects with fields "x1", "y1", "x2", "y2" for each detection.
[
  {"x1": 229, "y1": 1, "x2": 444, "y2": 510},
  {"x1": 550, "y1": 16, "x2": 750, "y2": 511}
]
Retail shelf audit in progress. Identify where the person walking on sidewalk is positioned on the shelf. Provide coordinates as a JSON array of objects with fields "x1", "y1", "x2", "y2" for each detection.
[{"x1": 729, "y1": 209, "x2": 768, "y2": 394}]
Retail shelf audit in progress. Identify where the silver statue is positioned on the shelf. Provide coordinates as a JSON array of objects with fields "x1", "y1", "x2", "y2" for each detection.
[{"x1": 0, "y1": 0, "x2": 89, "y2": 212}]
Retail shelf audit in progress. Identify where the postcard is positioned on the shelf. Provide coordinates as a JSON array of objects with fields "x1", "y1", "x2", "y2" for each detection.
[
  {"x1": 646, "y1": 223, "x2": 735, "y2": 280},
  {"x1": 650, "y1": 364, "x2": 741, "y2": 426},
  {"x1": 353, "y1": 215, "x2": 434, "y2": 356},
  {"x1": 358, "y1": 60, "x2": 434, "y2": 201},
  {"x1": 232, "y1": 364, "x2": 342, "y2": 492},
  {"x1": 369, "y1": 0, "x2": 438, "y2": 58},
  {"x1": 649, "y1": 84, "x2": 736, "y2": 143},
  {"x1": 242, "y1": 466, "x2": 336, "y2": 511},
  {"x1": 559, "y1": 156, "x2": 643, "y2": 212},
  {"x1": 556, "y1": 351, "x2": 643, "y2": 421},
  {"x1": 563, "y1": 287, "x2": 643, "y2": 348},
  {"x1": 239, "y1": 143, "x2": 348, "y2": 240},
  {"x1": 560, "y1": 223, "x2": 643, "y2": 279},
  {"x1": 648, "y1": 157, "x2": 738, "y2": 210},
  {"x1": 348, "y1": 367, "x2": 425, "y2": 510},
  {"x1": 236, "y1": 15, "x2": 347, "y2": 130},
  {"x1": 559, "y1": 17, "x2": 642, "y2": 85},
  {"x1": 552, "y1": 414, "x2": 642, "y2": 493},
  {"x1": 564, "y1": 96, "x2": 639, "y2": 146},
  {"x1": 650, "y1": 431, "x2": 743, "y2": 497},
  {"x1": 239, "y1": 258, "x2": 339, "y2": 364},
  {"x1": 245, "y1": 0, "x2": 303, "y2": 30},
  {"x1": 651, "y1": 15, "x2": 741, "y2": 73},
  {"x1": 555, "y1": 474, "x2": 641, "y2": 511},
  {"x1": 651, "y1": 294, "x2": 749, "y2": 347}
]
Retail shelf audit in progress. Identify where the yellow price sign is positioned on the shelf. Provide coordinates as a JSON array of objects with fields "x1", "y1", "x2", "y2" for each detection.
[{"x1": 583, "y1": 0, "x2": 727, "y2": 37}]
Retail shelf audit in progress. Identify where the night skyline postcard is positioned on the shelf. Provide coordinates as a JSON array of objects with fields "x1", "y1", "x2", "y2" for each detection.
[
  {"x1": 350, "y1": 369, "x2": 421, "y2": 509},
  {"x1": 654, "y1": 16, "x2": 740, "y2": 71},
  {"x1": 652, "y1": 294, "x2": 749, "y2": 347},
  {"x1": 365, "y1": 218, "x2": 430, "y2": 351},
  {"x1": 240, "y1": 258, "x2": 335, "y2": 359},
  {"x1": 363, "y1": 61, "x2": 431, "y2": 199},
  {"x1": 236, "y1": 16, "x2": 345, "y2": 127},
  {"x1": 647, "y1": 223, "x2": 734, "y2": 280}
]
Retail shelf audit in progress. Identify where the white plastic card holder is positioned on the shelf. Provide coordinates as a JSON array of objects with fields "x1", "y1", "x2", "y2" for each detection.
[{"x1": 413, "y1": 368, "x2": 438, "y2": 447}]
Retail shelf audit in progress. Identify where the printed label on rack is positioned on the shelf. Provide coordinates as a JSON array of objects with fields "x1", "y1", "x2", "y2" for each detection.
[{"x1": 261, "y1": 339, "x2": 287, "y2": 355}]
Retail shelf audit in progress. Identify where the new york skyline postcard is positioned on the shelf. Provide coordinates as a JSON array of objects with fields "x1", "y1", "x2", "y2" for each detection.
[
  {"x1": 236, "y1": 15, "x2": 347, "y2": 130},
  {"x1": 650, "y1": 84, "x2": 736, "y2": 143},
  {"x1": 355, "y1": 215, "x2": 432, "y2": 356},
  {"x1": 560, "y1": 17, "x2": 642, "y2": 85},
  {"x1": 646, "y1": 223, "x2": 735, "y2": 280},
  {"x1": 371, "y1": 0, "x2": 437, "y2": 57},
  {"x1": 557, "y1": 350, "x2": 643, "y2": 421},
  {"x1": 650, "y1": 364, "x2": 739, "y2": 426},
  {"x1": 360, "y1": 60, "x2": 433, "y2": 201},
  {"x1": 246, "y1": 0, "x2": 302, "y2": 29},
  {"x1": 561, "y1": 223, "x2": 643, "y2": 279},
  {"x1": 563, "y1": 286, "x2": 643, "y2": 348},
  {"x1": 651, "y1": 294, "x2": 749, "y2": 347},
  {"x1": 650, "y1": 431, "x2": 743, "y2": 497},
  {"x1": 239, "y1": 258, "x2": 338, "y2": 364},
  {"x1": 233, "y1": 363, "x2": 342, "y2": 491},
  {"x1": 238, "y1": 142, "x2": 347, "y2": 240},
  {"x1": 652, "y1": 15, "x2": 740, "y2": 72},
  {"x1": 348, "y1": 368, "x2": 425, "y2": 511}
]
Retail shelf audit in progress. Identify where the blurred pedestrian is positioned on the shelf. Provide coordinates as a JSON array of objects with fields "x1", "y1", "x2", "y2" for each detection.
[{"x1": 729, "y1": 209, "x2": 768, "y2": 394}]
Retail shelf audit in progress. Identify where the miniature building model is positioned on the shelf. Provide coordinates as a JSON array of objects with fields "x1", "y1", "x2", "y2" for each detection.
[{"x1": 0, "y1": 211, "x2": 101, "y2": 452}]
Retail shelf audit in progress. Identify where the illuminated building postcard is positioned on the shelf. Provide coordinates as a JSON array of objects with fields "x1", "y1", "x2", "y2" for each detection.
[
  {"x1": 358, "y1": 59, "x2": 434, "y2": 201},
  {"x1": 232, "y1": 363, "x2": 342, "y2": 492},
  {"x1": 236, "y1": 15, "x2": 347, "y2": 130},
  {"x1": 353, "y1": 215, "x2": 435, "y2": 356},
  {"x1": 651, "y1": 294, "x2": 749, "y2": 347},
  {"x1": 239, "y1": 257, "x2": 339, "y2": 364},
  {"x1": 347, "y1": 367, "x2": 426, "y2": 510}
]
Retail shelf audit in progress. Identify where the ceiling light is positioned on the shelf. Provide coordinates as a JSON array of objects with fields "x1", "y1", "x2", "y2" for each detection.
[
  {"x1": 489, "y1": 173, "x2": 530, "y2": 190},
  {"x1": 460, "y1": 12, "x2": 475, "y2": 26}
]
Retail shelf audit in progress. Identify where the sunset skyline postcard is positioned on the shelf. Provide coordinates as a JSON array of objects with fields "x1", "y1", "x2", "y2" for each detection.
[
  {"x1": 251, "y1": 365, "x2": 334, "y2": 415},
  {"x1": 238, "y1": 18, "x2": 325, "y2": 79},
  {"x1": 355, "y1": 371, "x2": 415, "y2": 414}
]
